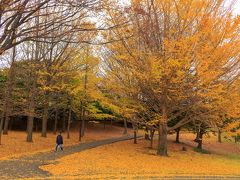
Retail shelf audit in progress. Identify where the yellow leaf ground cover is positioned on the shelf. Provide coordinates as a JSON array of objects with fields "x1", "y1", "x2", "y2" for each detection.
[
  {"x1": 0, "y1": 124, "x2": 127, "y2": 159},
  {"x1": 41, "y1": 133, "x2": 240, "y2": 178},
  {"x1": 172, "y1": 133, "x2": 240, "y2": 155}
]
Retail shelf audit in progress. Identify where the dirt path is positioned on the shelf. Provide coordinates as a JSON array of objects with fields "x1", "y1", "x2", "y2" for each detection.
[{"x1": 0, "y1": 135, "x2": 138, "y2": 179}]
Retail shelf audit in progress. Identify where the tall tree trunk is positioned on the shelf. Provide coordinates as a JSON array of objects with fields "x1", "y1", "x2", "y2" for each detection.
[
  {"x1": 62, "y1": 109, "x2": 66, "y2": 132},
  {"x1": 3, "y1": 44, "x2": 16, "y2": 135},
  {"x1": 0, "y1": 114, "x2": 4, "y2": 144},
  {"x1": 53, "y1": 108, "x2": 58, "y2": 134},
  {"x1": 194, "y1": 127, "x2": 200, "y2": 142},
  {"x1": 80, "y1": 109, "x2": 85, "y2": 137},
  {"x1": 197, "y1": 126, "x2": 204, "y2": 149},
  {"x1": 145, "y1": 127, "x2": 150, "y2": 140},
  {"x1": 79, "y1": 121, "x2": 82, "y2": 141},
  {"x1": 26, "y1": 80, "x2": 36, "y2": 142},
  {"x1": 134, "y1": 130, "x2": 137, "y2": 144},
  {"x1": 1, "y1": 89, "x2": 9, "y2": 142},
  {"x1": 123, "y1": 119, "x2": 128, "y2": 135},
  {"x1": 35, "y1": 119, "x2": 38, "y2": 132},
  {"x1": 67, "y1": 107, "x2": 71, "y2": 139},
  {"x1": 79, "y1": 105, "x2": 83, "y2": 141},
  {"x1": 9, "y1": 117, "x2": 13, "y2": 131},
  {"x1": 27, "y1": 116, "x2": 34, "y2": 142},
  {"x1": 217, "y1": 128, "x2": 222, "y2": 143},
  {"x1": 81, "y1": 47, "x2": 89, "y2": 138},
  {"x1": 235, "y1": 136, "x2": 237, "y2": 143},
  {"x1": 3, "y1": 116, "x2": 10, "y2": 135},
  {"x1": 175, "y1": 128, "x2": 181, "y2": 143},
  {"x1": 157, "y1": 104, "x2": 168, "y2": 156},
  {"x1": 150, "y1": 129, "x2": 155, "y2": 148},
  {"x1": 41, "y1": 95, "x2": 49, "y2": 137},
  {"x1": 27, "y1": 12, "x2": 39, "y2": 141},
  {"x1": 133, "y1": 123, "x2": 137, "y2": 144}
]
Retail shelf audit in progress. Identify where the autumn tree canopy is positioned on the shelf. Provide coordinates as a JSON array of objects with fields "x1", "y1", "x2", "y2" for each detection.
[
  {"x1": 0, "y1": 0, "x2": 239, "y2": 156},
  {"x1": 101, "y1": 0, "x2": 240, "y2": 155}
]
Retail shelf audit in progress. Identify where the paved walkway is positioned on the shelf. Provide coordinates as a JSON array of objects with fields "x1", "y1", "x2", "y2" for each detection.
[{"x1": 0, "y1": 135, "x2": 137, "y2": 179}]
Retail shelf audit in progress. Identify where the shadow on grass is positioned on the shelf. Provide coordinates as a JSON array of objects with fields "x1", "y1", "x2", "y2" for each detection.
[{"x1": 193, "y1": 147, "x2": 211, "y2": 154}]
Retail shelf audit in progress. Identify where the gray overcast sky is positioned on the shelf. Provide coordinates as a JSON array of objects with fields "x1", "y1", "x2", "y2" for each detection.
[{"x1": 232, "y1": 0, "x2": 240, "y2": 14}]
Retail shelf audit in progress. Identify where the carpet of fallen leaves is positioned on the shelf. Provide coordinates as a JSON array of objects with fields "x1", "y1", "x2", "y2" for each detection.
[
  {"x1": 41, "y1": 133, "x2": 240, "y2": 178},
  {"x1": 169, "y1": 132, "x2": 240, "y2": 155},
  {"x1": 0, "y1": 124, "x2": 127, "y2": 159}
]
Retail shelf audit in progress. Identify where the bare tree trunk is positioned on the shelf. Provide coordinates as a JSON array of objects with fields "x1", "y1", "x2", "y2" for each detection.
[
  {"x1": 28, "y1": 12, "x2": 39, "y2": 140},
  {"x1": 27, "y1": 116, "x2": 34, "y2": 142},
  {"x1": 145, "y1": 127, "x2": 150, "y2": 140},
  {"x1": 35, "y1": 119, "x2": 38, "y2": 132},
  {"x1": 0, "y1": 114, "x2": 4, "y2": 144},
  {"x1": 150, "y1": 129, "x2": 155, "y2": 148},
  {"x1": 67, "y1": 107, "x2": 71, "y2": 139},
  {"x1": 79, "y1": 121, "x2": 82, "y2": 141},
  {"x1": 217, "y1": 128, "x2": 222, "y2": 143},
  {"x1": 3, "y1": 116, "x2": 10, "y2": 135},
  {"x1": 157, "y1": 122, "x2": 168, "y2": 156},
  {"x1": 134, "y1": 130, "x2": 137, "y2": 144},
  {"x1": 3, "y1": 44, "x2": 16, "y2": 135},
  {"x1": 53, "y1": 108, "x2": 58, "y2": 134},
  {"x1": 132, "y1": 123, "x2": 137, "y2": 144},
  {"x1": 80, "y1": 109, "x2": 85, "y2": 137},
  {"x1": 26, "y1": 93, "x2": 35, "y2": 142},
  {"x1": 175, "y1": 128, "x2": 180, "y2": 143},
  {"x1": 194, "y1": 127, "x2": 200, "y2": 142},
  {"x1": 81, "y1": 47, "x2": 89, "y2": 138},
  {"x1": 26, "y1": 77, "x2": 36, "y2": 142},
  {"x1": 157, "y1": 104, "x2": 168, "y2": 156},
  {"x1": 62, "y1": 109, "x2": 66, "y2": 132},
  {"x1": 80, "y1": 113, "x2": 85, "y2": 137},
  {"x1": 41, "y1": 95, "x2": 49, "y2": 137},
  {"x1": 0, "y1": 88, "x2": 10, "y2": 142},
  {"x1": 197, "y1": 126, "x2": 204, "y2": 149},
  {"x1": 9, "y1": 117, "x2": 13, "y2": 131},
  {"x1": 123, "y1": 119, "x2": 128, "y2": 135},
  {"x1": 79, "y1": 105, "x2": 83, "y2": 141}
]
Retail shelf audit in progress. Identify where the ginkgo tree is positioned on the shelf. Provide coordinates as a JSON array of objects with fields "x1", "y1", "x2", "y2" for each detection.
[
  {"x1": 57, "y1": 45, "x2": 110, "y2": 141},
  {"x1": 101, "y1": 0, "x2": 240, "y2": 156}
]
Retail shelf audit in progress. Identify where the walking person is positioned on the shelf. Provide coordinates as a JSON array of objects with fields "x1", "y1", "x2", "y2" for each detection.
[{"x1": 56, "y1": 131, "x2": 63, "y2": 152}]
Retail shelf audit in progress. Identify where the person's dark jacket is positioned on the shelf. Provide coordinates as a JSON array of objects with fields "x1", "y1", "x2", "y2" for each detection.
[{"x1": 56, "y1": 135, "x2": 63, "y2": 145}]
